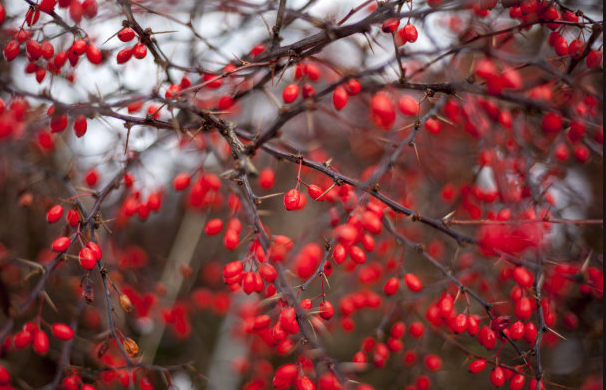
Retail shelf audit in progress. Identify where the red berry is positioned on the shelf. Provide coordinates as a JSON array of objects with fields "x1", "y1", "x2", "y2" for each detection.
[
  {"x1": 73, "y1": 116, "x2": 87, "y2": 137},
  {"x1": 62, "y1": 375, "x2": 81, "y2": 390},
  {"x1": 541, "y1": 112, "x2": 562, "y2": 134},
  {"x1": 509, "y1": 320, "x2": 525, "y2": 340},
  {"x1": 424, "y1": 354, "x2": 442, "y2": 371},
  {"x1": 14, "y1": 330, "x2": 32, "y2": 348},
  {"x1": 345, "y1": 79, "x2": 361, "y2": 95},
  {"x1": 250, "y1": 44, "x2": 265, "y2": 57},
  {"x1": 218, "y1": 95, "x2": 234, "y2": 109},
  {"x1": 41, "y1": 41, "x2": 54, "y2": 59},
  {"x1": 390, "y1": 321, "x2": 406, "y2": 338},
  {"x1": 39, "y1": 0, "x2": 57, "y2": 14},
  {"x1": 319, "y1": 300, "x2": 334, "y2": 320},
  {"x1": 512, "y1": 266, "x2": 534, "y2": 287},
  {"x1": 71, "y1": 40, "x2": 87, "y2": 56},
  {"x1": 118, "y1": 28, "x2": 136, "y2": 42},
  {"x1": 284, "y1": 189, "x2": 301, "y2": 211},
  {"x1": 258, "y1": 167, "x2": 275, "y2": 189},
  {"x1": 133, "y1": 43, "x2": 147, "y2": 59},
  {"x1": 66, "y1": 209, "x2": 79, "y2": 228},
  {"x1": 173, "y1": 173, "x2": 191, "y2": 191},
  {"x1": 85, "y1": 169, "x2": 98, "y2": 187},
  {"x1": 402, "y1": 349, "x2": 417, "y2": 365},
  {"x1": 416, "y1": 375, "x2": 431, "y2": 390},
  {"x1": 69, "y1": 0, "x2": 84, "y2": 23},
  {"x1": 332, "y1": 86, "x2": 348, "y2": 110},
  {"x1": 449, "y1": 313, "x2": 468, "y2": 334},
  {"x1": 554, "y1": 143, "x2": 569, "y2": 161},
  {"x1": 282, "y1": 84, "x2": 300, "y2": 103},
  {"x1": 586, "y1": 50, "x2": 602, "y2": 68},
  {"x1": 26, "y1": 40, "x2": 42, "y2": 60},
  {"x1": 404, "y1": 273, "x2": 422, "y2": 292},
  {"x1": 223, "y1": 229, "x2": 239, "y2": 250},
  {"x1": 568, "y1": 39, "x2": 584, "y2": 59},
  {"x1": 348, "y1": 245, "x2": 365, "y2": 264},
  {"x1": 26, "y1": 8, "x2": 40, "y2": 25},
  {"x1": 398, "y1": 95, "x2": 418, "y2": 116},
  {"x1": 273, "y1": 364, "x2": 298, "y2": 388},
  {"x1": 490, "y1": 367, "x2": 505, "y2": 387},
  {"x1": 86, "y1": 241, "x2": 102, "y2": 261},
  {"x1": 307, "y1": 184, "x2": 324, "y2": 201},
  {"x1": 509, "y1": 374, "x2": 525, "y2": 390},
  {"x1": 476, "y1": 58, "x2": 497, "y2": 80},
  {"x1": 554, "y1": 36, "x2": 568, "y2": 56},
  {"x1": 52, "y1": 323, "x2": 75, "y2": 340},
  {"x1": 383, "y1": 277, "x2": 399, "y2": 295},
  {"x1": 302, "y1": 62, "x2": 320, "y2": 81},
  {"x1": 14, "y1": 30, "x2": 31, "y2": 43},
  {"x1": 296, "y1": 376, "x2": 315, "y2": 390},
  {"x1": 82, "y1": 0, "x2": 97, "y2": 18},
  {"x1": 425, "y1": 117, "x2": 441, "y2": 134},
  {"x1": 165, "y1": 84, "x2": 181, "y2": 98},
  {"x1": 409, "y1": 321, "x2": 425, "y2": 338},
  {"x1": 301, "y1": 83, "x2": 315, "y2": 98},
  {"x1": 468, "y1": 359, "x2": 487, "y2": 373},
  {"x1": 180, "y1": 76, "x2": 192, "y2": 88},
  {"x1": 46, "y1": 204, "x2": 64, "y2": 223},
  {"x1": 403, "y1": 24, "x2": 418, "y2": 42},
  {"x1": 204, "y1": 219, "x2": 224, "y2": 235},
  {"x1": 370, "y1": 92, "x2": 396, "y2": 130},
  {"x1": 53, "y1": 52, "x2": 68, "y2": 68},
  {"x1": 259, "y1": 263, "x2": 277, "y2": 282},
  {"x1": 478, "y1": 326, "x2": 497, "y2": 349},
  {"x1": 333, "y1": 244, "x2": 347, "y2": 264},
  {"x1": 524, "y1": 322, "x2": 538, "y2": 343},
  {"x1": 490, "y1": 316, "x2": 511, "y2": 332},
  {"x1": 529, "y1": 379, "x2": 545, "y2": 390},
  {"x1": 52, "y1": 236, "x2": 71, "y2": 252},
  {"x1": 79, "y1": 247, "x2": 97, "y2": 269},
  {"x1": 116, "y1": 47, "x2": 133, "y2": 64},
  {"x1": 0, "y1": 366, "x2": 8, "y2": 385},
  {"x1": 381, "y1": 18, "x2": 400, "y2": 33},
  {"x1": 573, "y1": 144, "x2": 589, "y2": 163},
  {"x1": 50, "y1": 113, "x2": 68, "y2": 133},
  {"x1": 86, "y1": 45, "x2": 102, "y2": 64},
  {"x1": 3, "y1": 40, "x2": 20, "y2": 61},
  {"x1": 33, "y1": 331, "x2": 49, "y2": 355},
  {"x1": 514, "y1": 297, "x2": 532, "y2": 320}
]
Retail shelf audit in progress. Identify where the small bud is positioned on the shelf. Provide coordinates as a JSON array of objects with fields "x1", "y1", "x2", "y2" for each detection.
[
  {"x1": 490, "y1": 316, "x2": 511, "y2": 332},
  {"x1": 122, "y1": 337, "x2": 139, "y2": 357},
  {"x1": 82, "y1": 284, "x2": 94, "y2": 304},
  {"x1": 96, "y1": 340, "x2": 109, "y2": 359},
  {"x1": 119, "y1": 294, "x2": 133, "y2": 313}
]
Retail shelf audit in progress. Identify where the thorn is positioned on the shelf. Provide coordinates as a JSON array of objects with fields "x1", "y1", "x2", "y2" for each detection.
[
  {"x1": 42, "y1": 291, "x2": 59, "y2": 313},
  {"x1": 14, "y1": 257, "x2": 45, "y2": 272},
  {"x1": 362, "y1": 32, "x2": 376, "y2": 55},
  {"x1": 580, "y1": 250, "x2": 593, "y2": 274},
  {"x1": 396, "y1": 122, "x2": 416, "y2": 132},
  {"x1": 546, "y1": 326, "x2": 567, "y2": 341},
  {"x1": 435, "y1": 114, "x2": 455, "y2": 127},
  {"x1": 442, "y1": 210, "x2": 456, "y2": 224},
  {"x1": 322, "y1": 272, "x2": 331, "y2": 290},
  {"x1": 102, "y1": 30, "x2": 120, "y2": 45},
  {"x1": 256, "y1": 192, "x2": 285, "y2": 200},
  {"x1": 410, "y1": 141, "x2": 420, "y2": 164},
  {"x1": 149, "y1": 30, "x2": 179, "y2": 35},
  {"x1": 314, "y1": 182, "x2": 336, "y2": 201}
]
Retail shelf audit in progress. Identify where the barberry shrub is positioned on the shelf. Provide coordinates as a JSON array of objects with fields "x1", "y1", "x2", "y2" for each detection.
[{"x1": 0, "y1": 0, "x2": 602, "y2": 390}]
